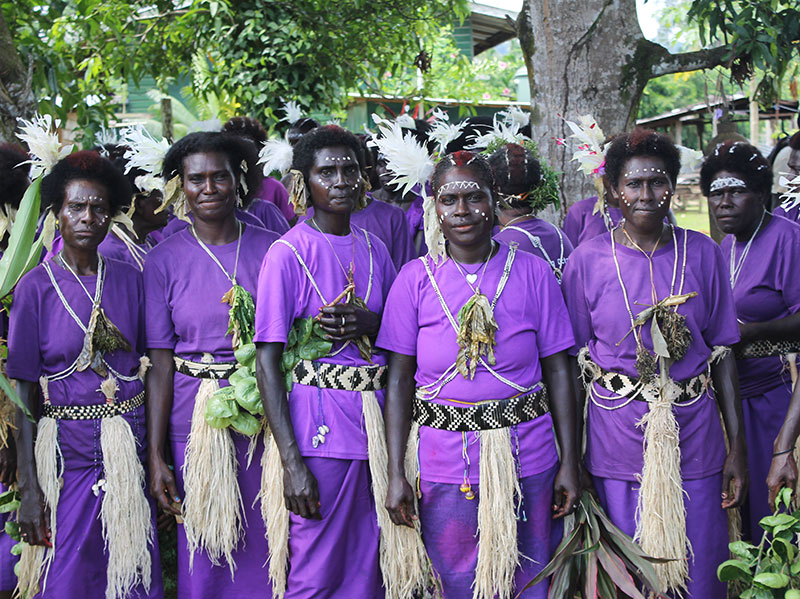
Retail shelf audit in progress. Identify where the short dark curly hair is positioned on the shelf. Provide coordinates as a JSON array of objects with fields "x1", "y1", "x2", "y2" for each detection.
[
  {"x1": 699, "y1": 141, "x2": 772, "y2": 199},
  {"x1": 487, "y1": 143, "x2": 542, "y2": 200},
  {"x1": 41, "y1": 150, "x2": 132, "y2": 216},
  {"x1": 432, "y1": 151, "x2": 497, "y2": 202},
  {"x1": 162, "y1": 132, "x2": 261, "y2": 207},
  {"x1": 287, "y1": 117, "x2": 320, "y2": 145},
  {"x1": 290, "y1": 125, "x2": 365, "y2": 185},
  {"x1": 0, "y1": 144, "x2": 31, "y2": 210},
  {"x1": 789, "y1": 131, "x2": 800, "y2": 151},
  {"x1": 605, "y1": 128, "x2": 681, "y2": 188},
  {"x1": 222, "y1": 116, "x2": 268, "y2": 145}
]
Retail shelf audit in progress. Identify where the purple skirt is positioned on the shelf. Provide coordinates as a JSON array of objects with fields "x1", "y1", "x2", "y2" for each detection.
[
  {"x1": 285, "y1": 457, "x2": 383, "y2": 599},
  {"x1": 418, "y1": 463, "x2": 561, "y2": 599},
  {"x1": 36, "y1": 411, "x2": 163, "y2": 599},
  {"x1": 594, "y1": 474, "x2": 728, "y2": 599},
  {"x1": 741, "y1": 383, "x2": 792, "y2": 541},
  {"x1": 171, "y1": 433, "x2": 271, "y2": 599}
]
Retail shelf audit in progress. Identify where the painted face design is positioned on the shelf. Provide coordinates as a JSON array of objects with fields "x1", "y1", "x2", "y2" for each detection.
[
  {"x1": 58, "y1": 180, "x2": 112, "y2": 251},
  {"x1": 436, "y1": 180, "x2": 481, "y2": 199},
  {"x1": 614, "y1": 157, "x2": 674, "y2": 227},
  {"x1": 435, "y1": 167, "x2": 495, "y2": 245},
  {"x1": 308, "y1": 146, "x2": 361, "y2": 213}
]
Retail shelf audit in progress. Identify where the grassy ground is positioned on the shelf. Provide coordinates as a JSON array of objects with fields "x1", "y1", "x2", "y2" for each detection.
[{"x1": 673, "y1": 201, "x2": 711, "y2": 236}]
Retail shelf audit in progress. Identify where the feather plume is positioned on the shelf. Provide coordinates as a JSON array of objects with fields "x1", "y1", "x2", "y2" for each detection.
[
  {"x1": 466, "y1": 117, "x2": 523, "y2": 152},
  {"x1": 281, "y1": 99, "x2": 303, "y2": 124},
  {"x1": 258, "y1": 138, "x2": 294, "y2": 177},
  {"x1": 95, "y1": 126, "x2": 121, "y2": 147},
  {"x1": 677, "y1": 145, "x2": 703, "y2": 172},
  {"x1": 369, "y1": 118, "x2": 434, "y2": 197},
  {"x1": 133, "y1": 174, "x2": 163, "y2": 195},
  {"x1": 187, "y1": 119, "x2": 222, "y2": 133},
  {"x1": 778, "y1": 174, "x2": 800, "y2": 211},
  {"x1": 395, "y1": 114, "x2": 416, "y2": 129},
  {"x1": 120, "y1": 127, "x2": 170, "y2": 178},
  {"x1": 499, "y1": 105, "x2": 530, "y2": 129},
  {"x1": 428, "y1": 116, "x2": 466, "y2": 156},
  {"x1": 562, "y1": 115, "x2": 606, "y2": 178},
  {"x1": 16, "y1": 114, "x2": 73, "y2": 179}
]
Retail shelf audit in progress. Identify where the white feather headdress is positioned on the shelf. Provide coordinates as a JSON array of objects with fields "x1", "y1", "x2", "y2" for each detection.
[
  {"x1": 779, "y1": 173, "x2": 800, "y2": 211},
  {"x1": 258, "y1": 138, "x2": 294, "y2": 177},
  {"x1": 369, "y1": 115, "x2": 434, "y2": 197},
  {"x1": 466, "y1": 116, "x2": 523, "y2": 152},
  {"x1": 16, "y1": 114, "x2": 73, "y2": 179},
  {"x1": 120, "y1": 127, "x2": 170, "y2": 193},
  {"x1": 281, "y1": 99, "x2": 304, "y2": 124},
  {"x1": 498, "y1": 105, "x2": 530, "y2": 129},
  {"x1": 428, "y1": 111, "x2": 466, "y2": 157}
]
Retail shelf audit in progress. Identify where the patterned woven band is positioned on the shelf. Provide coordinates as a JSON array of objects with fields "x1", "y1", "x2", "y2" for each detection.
[
  {"x1": 583, "y1": 366, "x2": 708, "y2": 404},
  {"x1": 42, "y1": 391, "x2": 145, "y2": 421},
  {"x1": 291, "y1": 359, "x2": 387, "y2": 392},
  {"x1": 734, "y1": 339, "x2": 800, "y2": 360},
  {"x1": 174, "y1": 356, "x2": 237, "y2": 380},
  {"x1": 412, "y1": 388, "x2": 549, "y2": 431}
]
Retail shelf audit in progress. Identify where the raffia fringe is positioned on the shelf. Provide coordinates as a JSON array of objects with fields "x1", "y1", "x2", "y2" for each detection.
[
  {"x1": 361, "y1": 391, "x2": 437, "y2": 599},
  {"x1": 474, "y1": 428, "x2": 520, "y2": 599},
  {"x1": 422, "y1": 194, "x2": 446, "y2": 264},
  {"x1": 100, "y1": 415, "x2": 153, "y2": 599},
  {"x1": 634, "y1": 375, "x2": 688, "y2": 597},
  {"x1": 182, "y1": 362, "x2": 244, "y2": 575},
  {"x1": 261, "y1": 431, "x2": 289, "y2": 599},
  {"x1": 15, "y1": 417, "x2": 61, "y2": 599}
]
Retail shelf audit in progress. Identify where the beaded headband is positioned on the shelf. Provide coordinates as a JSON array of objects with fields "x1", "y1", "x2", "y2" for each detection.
[{"x1": 710, "y1": 176, "x2": 747, "y2": 193}]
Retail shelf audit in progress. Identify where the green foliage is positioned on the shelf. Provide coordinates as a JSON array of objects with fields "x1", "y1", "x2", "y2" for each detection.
[
  {"x1": 204, "y1": 342, "x2": 264, "y2": 433},
  {"x1": 716, "y1": 487, "x2": 800, "y2": 597},
  {"x1": 686, "y1": 0, "x2": 800, "y2": 104},
  {"x1": 520, "y1": 491, "x2": 665, "y2": 598},
  {"x1": 281, "y1": 317, "x2": 332, "y2": 392}
]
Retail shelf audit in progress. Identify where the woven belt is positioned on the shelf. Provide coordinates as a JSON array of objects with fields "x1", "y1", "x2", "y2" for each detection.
[
  {"x1": 41, "y1": 391, "x2": 145, "y2": 421},
  {"x1": 412, "y1": 388, "x2": 549, "y2": 431},
  {"x1": 174, "y1": 356, "x2": 237, "y2": 380},
  {"x1": 291, "y1": 359, "x2": 386, "y2": 392},
  {"x1": 583, "y1": 366, "x2": 708, "y2": 404},
  {"x1": 735, "y1": 339, "x2": 800, "y2": 360}
]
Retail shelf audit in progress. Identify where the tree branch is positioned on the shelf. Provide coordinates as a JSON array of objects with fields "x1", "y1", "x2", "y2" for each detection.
[{"x1": 650, "y1": 44, "x2": 729, "y2": 78}]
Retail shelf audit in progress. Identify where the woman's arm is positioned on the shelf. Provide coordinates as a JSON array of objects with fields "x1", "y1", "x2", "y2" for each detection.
[
  {"x1": 146, "y1": 348, "x2": 180, "y2": 515},
  {"x1": 738, "y1": 313, "x2": 800, "y2": 345},
  {"x1": 256, "y1": 341, "x2": 320, "y2": 520},
  {"x1": 766, "y1": 379, "x2": 800, "y2": 508},
  {"x1": 383, "y1": 351, "x2": 417, "y2": 528},
  {"x1": 541, "y1": 351, "x2": 580, "y2": 518},
  {"x1": 710, "y1": 352, "x2": 749, "y2": 509},
  {"x1": 14, "y1": 379, "x2": 50, "y2": 547}
]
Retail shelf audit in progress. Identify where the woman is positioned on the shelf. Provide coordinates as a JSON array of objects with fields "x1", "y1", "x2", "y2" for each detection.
[
  {"x1": 562, "y1": 129, "x2": 747, "y2": 598},
  {"x1": 490, "y1": 143, "x2": 574, "y2": 282},
  {"x1": 222, "y1": 116, "x2": 295, "y2": 226},
  {"x1": 378, "y1": 150, "x2": 579, "y2": 599},
  {"x1": 144, "y1": 132, "x2": 278, "y2": 598},
  {"x1": 773, "y1": 131, "x2": 800, "y2": 222},
  {"x1": 7, "y1": 151, "x2": 162, "y2": 599},
  {"x1": 254, "y1": 126, "x2": 396, "y2": 598},
  {"x1": 702, "y1": 141, "x2": 800, "y2": 539}
]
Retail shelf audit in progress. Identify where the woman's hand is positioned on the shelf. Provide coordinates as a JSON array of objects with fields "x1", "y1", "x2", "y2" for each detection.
[
  {"x1": 318, "y1": 304, "x2": 380, "y2": 341},
  {"x1": 18, "y1": 488, "x2": 50, "y2": 547},
  {"x1": 721, "y1": 441, "x2": 749, "y2": 509},
  {"x1": 283, "y1": 457, "x2": 321, "y2": 520},
  {"x1": 0, "y1": 438, "x2": 17, "y2": 486},
  {"x1": 385, "y1": 474, "x2": 417, "y2": 528},
  {"x1": 149, "y1": 455, "x2": 181, "y2": 516},
  {"x1": 766, "y1": 452, "x2": 797, "y2": 510},
  {"x1": 552, "y1": 462, "x2": 581, "y2": 518}
]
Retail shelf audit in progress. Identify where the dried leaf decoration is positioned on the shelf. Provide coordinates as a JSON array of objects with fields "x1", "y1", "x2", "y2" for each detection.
[
  {"x1": 76, "y1": 307, "x2": 132, "y2": 376},
  {"x1": 455, "y1": 293, "x2": 498, "y2": 379}
]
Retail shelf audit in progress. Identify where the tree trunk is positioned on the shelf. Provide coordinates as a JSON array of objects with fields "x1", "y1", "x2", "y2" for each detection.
[
  {"x1": 0, "y1": 10, "x2": 36, "y2": 143},
  {"x1": 518, "y1": 0, "x2": 726, "y2": 218}
]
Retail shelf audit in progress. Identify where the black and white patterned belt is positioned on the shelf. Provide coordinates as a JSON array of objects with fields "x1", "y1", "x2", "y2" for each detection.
[
  {"x1": 735, "y1": 339, "x2": 800, "y2": 360},
  {"x1": 174, "y1": 356, "x2": 237, "y2": 380},
  {"x1": 412, "y1": 387, "x2": 549, "y2": 431},
  {"x1": 292, "y1": 359, "x2": 387, "y2": 392},
  {"x1": 41, "y1": 391, "x2": 145, "y2": 421},
  {"x1": 583, "y1": 366, "x2": 709, "y2": 404}
]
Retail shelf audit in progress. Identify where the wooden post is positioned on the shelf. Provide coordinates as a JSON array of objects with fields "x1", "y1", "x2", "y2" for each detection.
[
  {"x1": 749, "y1": 77, "x2": 759, "y2": 144},
  {"x1": 674, "y1": 120, "x2": 683, "y2": 147},
  {"x1": 161, "y1": 97, "x2": 174, "y2": 143}
]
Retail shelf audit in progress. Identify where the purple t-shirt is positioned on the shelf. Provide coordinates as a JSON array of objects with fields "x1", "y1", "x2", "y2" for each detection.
[
  {"x1": 493, "y1": 217, "x2": 574, "y2": 279},
  {"x1": 721, "y1": 214, "x2": 800, "y2": 395},
  {"x1": 562, "y1": 196, "x2": 623, "y2": 247},
  {"x1": 161, "y1": 209, "x2": 265, "y2": 239},
  {"x1": 562, "y1": 228, "x2": 740, "y2": 481},
  {"x1": 253, "y1": 177, "x2": 294, "y2": 222},
  {"x1": 376, "y1": 243, "x2": 574, "y2": 484},
  {"x1": 7, "y1": 257, "x2": 145, "y2": 405},
  {"x1": 144, "y1": 224, "x2": 279, "y2": 440},
  {"x1": 773, "y1": 200, "x2": 800, "y2": 223},
  {"x1": 302, "y1": 197, "x2": 415, "y2": 270},
  {"x1": 254, "y1": 223, "x2": 397, "y2": 460},
  {"x1": 247, "y1": 198, "x2": 290, "y2": 235}
]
